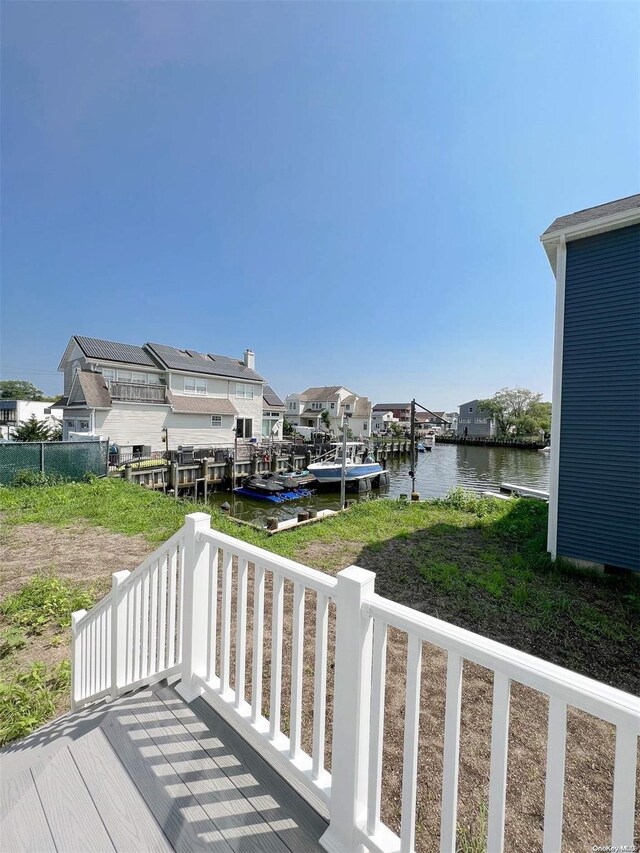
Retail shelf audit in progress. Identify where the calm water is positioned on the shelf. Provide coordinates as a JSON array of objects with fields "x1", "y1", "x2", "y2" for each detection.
[{"x1": 209, "y1": 444, "x2": 550, "y2": 528}]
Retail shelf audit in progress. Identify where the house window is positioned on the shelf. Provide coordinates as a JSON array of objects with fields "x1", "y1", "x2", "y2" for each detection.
[
  {"x1": 236, "y1": 383, "x2": 254, "y2": 399},
  {"x1": 78, "y1": 420, "x2": 90, "y2": 430},
  {"x1": 363, "y1": 422, "x2": 368, "y2": 431},
  {"x1": 185, "y1": 377, "x2": 207, "y2": 395},
  {"x1": 130, "y1": 371, "x2": 147, "y2": 385},
  {"x1": 102, "y1": 368, "x2": 116, "y2": 381},
  {"x1": 236, "y1": 418, "x2": 253, "y2": 439},
  {"x1": 469, "y1": 407, "x2": 473, "y2": 413},
  {"x1": 211, "y1": 415, "x2": 222, "y2": 428},
  {"x1": 330, "y1": 402, "x2": 335, "y2": 409}
]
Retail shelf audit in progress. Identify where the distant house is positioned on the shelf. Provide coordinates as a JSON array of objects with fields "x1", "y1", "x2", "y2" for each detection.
[
  {"x1": 415, "y1": 410, "x2": 450, "y2": 432},
  {"x1": 57, "y1": 336, "x2": 271, "y2": 453},
  {"x1": 456, "y1": 400, "x2": 496, "y2": 438},
  {"x1": 371, "y1": 410, "x2": 399, "y2": 434},
  {"x1": 285, "y1": 387, "x2": 372, "y2": 437},
  {"x1": 262, "y1": 385, "x2": 285, "y2": 441},
  {"x1": 445, "y1": 411, "x2": 458, "y2": 433},
  {"x1": 0, "y1": 400, "x2": 63, "y2": 440},
  {"x1": 541, "y1": 194, "x2": 640, "y2": 573},
  {"x1": 372, "y1": 403, "x2": 412, "y2": 424}
]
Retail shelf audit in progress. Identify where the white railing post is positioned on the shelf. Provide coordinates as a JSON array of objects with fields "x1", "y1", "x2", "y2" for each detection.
[
  {"x1": 71, "y1": 609, "x2": 87, "y2": 711},
  {"x1": 320, "y1": 565, "x2": 376, "y2": 853},
  {"x1": 176, "y1": 513, "x2": 212, "y2": 703},
  {"x1": 109, "y1": 570, "x2": 131, "y2": 701}
]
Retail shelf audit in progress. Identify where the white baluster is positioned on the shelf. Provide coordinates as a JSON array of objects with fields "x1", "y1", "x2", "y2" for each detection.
[
  {"x1": 400, "y1": 634, "x2": 422, "y2": 852},
  {"x1": 487, "y1": 672, "x2": 511, "y2": 853},
  {"x1": 312, "y1": 593, "x2": 329, "y2": 781},
  {"x1": 251, "y1": 564, "x2": 265, "y2": 723},
  {"x1": 235, "y1": 557, "x2": 248, "y2": 708},
  {"x1": 269, "y1": 573, "x2": 284, "y2": 739},
  {"x1": 289, "y1": 582, "x2": 305, "y2": 758}
]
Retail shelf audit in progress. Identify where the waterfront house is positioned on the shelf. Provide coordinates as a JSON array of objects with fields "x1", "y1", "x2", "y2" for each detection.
[
  {"x1": 371, "y1": 409, "x2": 399, "y2": 434},
  {"x1": 0, "y1": 399, "x2": 63, "y2": 440},
  {"x1": 416, "y1": 410, "x2": 450, "y2": 431},
  {"x1": 456, "y1": 399, "x2": 497, "y2": 438},
  {"x1": 372, "y1": 402, "x2": 412, "y2": 424},
  {"x1": 57, "y1": 336, "x2": 269, "y2": 453},
  {"x1": 541, "y1": 194, "x2": 640, "y2": 573},
  {"x1": 285, "y1": 386, "x2": 372, "y2": 437},
  {"x1": 445, "y1": 411, "x2": 459, "y2": 433}
]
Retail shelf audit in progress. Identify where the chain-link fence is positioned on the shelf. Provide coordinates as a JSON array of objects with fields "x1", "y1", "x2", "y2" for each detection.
[{"x1": 0, "y1": 440, "x2": 109, "y2": 485}]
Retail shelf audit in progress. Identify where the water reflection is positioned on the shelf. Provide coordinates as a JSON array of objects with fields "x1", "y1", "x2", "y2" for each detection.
[{"x1": 208, "y1": 444, "x2": 550, "y2": 527}]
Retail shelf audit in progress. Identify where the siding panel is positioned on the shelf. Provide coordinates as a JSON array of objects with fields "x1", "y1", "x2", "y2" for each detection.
[{"x1": 557, "y1": 224, "x2": 640, "y2": 571}]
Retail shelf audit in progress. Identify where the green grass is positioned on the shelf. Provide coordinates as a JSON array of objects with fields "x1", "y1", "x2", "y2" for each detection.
[
  {"x1": 0, "y1": 574, "x2": 96, "y2": 632},
  {"x1": 0, "y1": 661, "x2": 71, "y2": 746}
]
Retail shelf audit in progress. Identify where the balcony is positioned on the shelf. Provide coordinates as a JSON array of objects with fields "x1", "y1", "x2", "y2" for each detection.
[{"x1": 107, "y1": 380, "x2": 166, "y2": 404}]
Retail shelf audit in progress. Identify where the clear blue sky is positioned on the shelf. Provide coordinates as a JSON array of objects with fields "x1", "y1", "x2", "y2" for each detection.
[{"x1": 1, "y1": 2, "x2": 638, "y2": 410}]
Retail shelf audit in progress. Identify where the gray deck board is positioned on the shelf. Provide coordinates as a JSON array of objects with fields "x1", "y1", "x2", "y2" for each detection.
[
  {"x1": 140, "y1": 690, "x2": 291, "y2": 853},
  {"x1": 33, "y1": 746, "x2": 115, "y2": 852},
  {"x1": 70, "y1": 726, "x2": 173, "y2": 852},
  {"x1": 0, "y1": 682, "x2": 326, "y2": 852},
  {"x1": 0, "y1": 766, "x2": 56, "y2": 852}
]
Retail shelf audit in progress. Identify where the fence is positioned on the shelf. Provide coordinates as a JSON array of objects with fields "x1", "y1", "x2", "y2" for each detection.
[
  {"x1": 72, "y1": 513, "x2": 639, "y2": 853},
  {"x1": 0, "y1": 439, "x2": 109, "y2": 485}
]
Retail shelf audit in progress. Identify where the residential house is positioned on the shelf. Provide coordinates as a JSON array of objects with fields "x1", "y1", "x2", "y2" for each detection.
[
  {"x1": 445, "y1": 411, "x2": 458, "y2": 433},
  {"x1": 541, "y1": 194, "x2": 639, "y2": 572},
  {"x1": 0, "y1": 400, "x2": 63, "y2": 440},
  {"x1": 415, "y1": 410, "x2": 450, "y2": 432},
  {"x1": 371, "y1": 410, "x2": 399, "y2": 434},
  {"x1": 262, "y1": 385, "x2": 285, "y2": 441},
  {"x1": 57, "y1": 336, "x2": 269, "y2": 453},
  {"x1": 372, "y1": 403, "x2": 412, "y2": 424},
  {"x1": 284, "y1": 386, "x2": 372, "y2": 437},
  {"x1": 456, "y1": 400, "x2": 497, "y2": 438}
]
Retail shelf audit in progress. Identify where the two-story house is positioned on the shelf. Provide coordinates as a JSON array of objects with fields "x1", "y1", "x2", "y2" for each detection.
[
  {"x1": 456, "y1": 399, "x2": 497, "y2": 438},
  {"x1": 56, "y1": 336, "x2": 270, "y2": 452},
  {"x1": 284, "y1": 386, "x2": 372, "y2": 437}
]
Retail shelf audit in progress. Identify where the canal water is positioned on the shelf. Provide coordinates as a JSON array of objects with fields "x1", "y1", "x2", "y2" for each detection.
[{"x1": 208, "y1": 444, "x2": 550, "y2": 528}]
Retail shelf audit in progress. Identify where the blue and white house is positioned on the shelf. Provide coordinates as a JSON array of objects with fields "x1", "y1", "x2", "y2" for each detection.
[{"x1": 541, "y1": 194, "x2": 640, "y2": 573}]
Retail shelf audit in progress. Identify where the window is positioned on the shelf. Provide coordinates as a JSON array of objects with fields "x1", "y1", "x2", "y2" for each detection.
[
  {"x1": 130, "y1": 371, "x2": 147, "y2": 385},
  {"x1": 211, "y1": 415, "x2": 222, "y2": 428},
  {"x1": 363, "y1": 422, "x2": 368, "y2": 431},
  {"x1": 102, "y1": 368, "x2": 116, "y2": 381},
  {"x1": 185, "y1": 377, "x2": 207, "y2": 395},
  {"x1": 469, "y1": 407, "x2": 473, "y2": 413},
  {"x1": 0, "y1": 409, "x2": 16, "y2": 423},
  {"x1": 78, "y1": 420, "x2": 90, "y2": 430},
  {"x1": 330, "y1": 402, "x2": 335, "y2": 409},
  {"x1": 236, "y1": 383, "x2": 254, "y2": 399},
  {"x1": 236, "y1": 418, "x2": 253, "y2": 439},
  {"x1": 147, "y1": 374, "x2": 161, "y2": 385},
  {"x1": 66, "y1": 419, "x2": 75, "y2": 428}
]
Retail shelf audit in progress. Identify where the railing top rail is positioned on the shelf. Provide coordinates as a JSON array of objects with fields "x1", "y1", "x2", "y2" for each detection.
[
  {"x1": 368, "y1": 594, "x2": 640, "y2": 730},
  {"x1": 75, "y1": 590, "x2": 112, "y2": 627},
  {"x1": 119, "y1": 526, "x2": 186, "y2": 590},
  {"x1": 199, "y1": 528, "x2": 338, "y2": 597}
]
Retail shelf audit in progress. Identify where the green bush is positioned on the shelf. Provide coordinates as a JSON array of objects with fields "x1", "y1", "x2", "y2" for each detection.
[
  {"x1": 0, "y1": 661, "x2": 71, "y2": 745},
  {"x1": 11, "y1": 469, "x2": 68, "y2": 487},
  {"x1": 0, "y1": 626, "x2": 27, "y2": 658},
  {"x1": 0, "y1": 574, "x2": 95, "y2": 632}
]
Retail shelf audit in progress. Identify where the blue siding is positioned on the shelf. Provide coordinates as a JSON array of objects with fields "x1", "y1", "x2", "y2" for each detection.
[{"x1": 557, "y1": 224, "x2": 640, "y2": 571}]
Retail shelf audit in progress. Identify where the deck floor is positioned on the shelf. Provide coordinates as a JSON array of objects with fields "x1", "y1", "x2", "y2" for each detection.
[{"x1": 0, "y1": 682, "x2": 327, "y2": 852}]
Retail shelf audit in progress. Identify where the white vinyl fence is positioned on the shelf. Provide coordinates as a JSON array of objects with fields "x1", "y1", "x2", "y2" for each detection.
[{"x1": 72, "y1": 513, "x2": 640, "y2": 853}]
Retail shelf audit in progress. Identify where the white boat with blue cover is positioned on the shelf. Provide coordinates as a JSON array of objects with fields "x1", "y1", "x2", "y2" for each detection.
[{"x1": 308, "y1": 443, "x2": 384, "y2": 483}]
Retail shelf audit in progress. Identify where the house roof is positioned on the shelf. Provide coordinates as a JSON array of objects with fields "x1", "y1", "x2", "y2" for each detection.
[
  {"x1": 542, "y1": 194, "x2": 640, "y2": 237},
  {"x1": 351, "y1": 397, "x2": 371, "y2": 418},
  {"x1": 45, "y1": 397, "x2": 67, "y2": 413},
  {"x1": 166, "y1": 392, "x2": 237, "y2": 415},
  {"x1": 372, "y1": 403, "x2": 411, "y2": 411},
  {"x1": 298, "y1": 386, "x2": 343, "y2": 402},
  {"x1": 74, "y1": 336, "x2": 158, "y2": 367},
  {"x1": 73, "y1": 371, "x2": 112, "y2": 408},
  {"x1": 263, "y1": 385, "x2": 285, "y2": 409},
  {"x1": 145, "y1": 343, "x2": 264, "y2": 382}
]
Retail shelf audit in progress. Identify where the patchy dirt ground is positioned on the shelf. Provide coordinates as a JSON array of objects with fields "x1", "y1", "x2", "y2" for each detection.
[{"x1": 2, "y1": 521, "x2": 638, "y2": 850}]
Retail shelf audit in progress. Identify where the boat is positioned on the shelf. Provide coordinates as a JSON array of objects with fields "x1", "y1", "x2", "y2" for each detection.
[
  {"x1": 420, "y1": 434, "x2": 436, "y2": 451},
  {"x1": 417, "y1": 442, "x2": 426, "y2": 453},
  {"x1": 233, "y1": 474, "x2": 315, "y2": 503},
  {"x1": 308, "y1": 444, "x2": 384, "y2": 483},
  {"x1": 538, "y1": 445, "x2": 551, "y2": 454}
]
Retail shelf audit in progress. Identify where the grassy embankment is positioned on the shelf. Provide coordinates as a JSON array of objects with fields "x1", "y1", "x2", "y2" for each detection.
[{"x1": 1, "y1": 478, "x2": 638, "y2": 745}]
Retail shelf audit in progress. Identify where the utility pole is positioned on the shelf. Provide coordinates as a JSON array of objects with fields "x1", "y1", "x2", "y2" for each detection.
[
  {"x1": 340, "y1": 412, "x2": 348, "y2": 509},
  {"x1": 410, "y1": 398, "x2": 419, "y2": 500}
]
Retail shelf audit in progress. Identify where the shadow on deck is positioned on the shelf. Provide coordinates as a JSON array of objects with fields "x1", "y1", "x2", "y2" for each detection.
[{"x1": 0, "y1": 681, "x2": 327, "y2": 852}]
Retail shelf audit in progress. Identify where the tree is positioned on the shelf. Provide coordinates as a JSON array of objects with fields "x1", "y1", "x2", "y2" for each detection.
[
  {"x1": 0, "y1": 380, "x2": 47, "y2": 401},
  {"x1": 11, "y1": 415, "x2": 53, "y2": 442},
  {"x1": 478, "y1": 388, "x2": 551, "y2": 437},
  {"x1": 283, "y1": 418, "x2": 295, "y2": 437},
  {"x1": 320, "y1": 409, "x2": 331, "y2": 430}
]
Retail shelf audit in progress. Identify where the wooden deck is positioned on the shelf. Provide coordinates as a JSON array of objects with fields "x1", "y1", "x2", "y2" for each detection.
[{"x1": 0, "y1": 682, "x2": 327, "y2": 852}]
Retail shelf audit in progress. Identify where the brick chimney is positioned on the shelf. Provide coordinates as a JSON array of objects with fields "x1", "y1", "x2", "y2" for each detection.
[{"x1": 243, "y1": 349, "x2": 255, "y2": 370}]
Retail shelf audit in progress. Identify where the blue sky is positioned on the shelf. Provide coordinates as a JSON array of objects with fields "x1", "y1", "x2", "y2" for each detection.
[{"x1": 1, "y1": 2, "x2": 638, "y2": 410}]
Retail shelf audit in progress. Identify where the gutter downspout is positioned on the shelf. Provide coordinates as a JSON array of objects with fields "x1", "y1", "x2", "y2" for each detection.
[{"x1": 547, "y1": 235, "x2": 566, "y2": 558}]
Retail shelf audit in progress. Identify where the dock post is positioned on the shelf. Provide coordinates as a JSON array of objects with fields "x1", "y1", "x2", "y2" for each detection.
[{"x1": 270, "y1": 453, "x2": 278, "y2": 472}]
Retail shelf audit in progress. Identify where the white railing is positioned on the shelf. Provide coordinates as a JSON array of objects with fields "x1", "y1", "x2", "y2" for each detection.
[
  {"x1": 72, "y1": 513, "x2": 640, "y2": 852},
  {"x1": 72, "y1": 527, "x2": 185, "y2": 709}
]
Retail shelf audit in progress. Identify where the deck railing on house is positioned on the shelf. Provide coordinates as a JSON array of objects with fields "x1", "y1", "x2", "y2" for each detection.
[
  {"x1": 106, "y1": 380, "x2": 166, "y2": 404},
  {"x1": 72, "y1": 513, "x2": 639, "y2": 853}
]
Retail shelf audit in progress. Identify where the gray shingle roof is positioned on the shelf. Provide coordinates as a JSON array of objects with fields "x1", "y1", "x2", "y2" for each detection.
[
  {"x1": 372, "y1": 403, "x2": 411, "y2": 411},
  {"x1": 166, "y1": 393, "x2": 237, "y2": 415},
  {"x1": 74, "y1": 336, "x2": 157, "y2": 367},
  {"x1": 146, "y1": 342, "x2": 264, "y2": 382},
  {"x1": 542, "y1": 194, "x2": 640, "y2": 237},
  {"x1": 263, "y1": 385, "x2": 285, "y2": 409},
  {"x1": 76, "y1": 371, "x2": 112, "y2": 408}
]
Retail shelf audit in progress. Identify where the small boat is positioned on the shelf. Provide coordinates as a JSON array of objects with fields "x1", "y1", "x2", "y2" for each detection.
[
  {"x1": 417, "y1": 442, "x2": 426, "y2": 453},
  {"x1": 234, "y1": 474, "x2": 314, "y2": 503},
  {"x1": 308, "y1": 444, "x2": 383, "y2": 483}
]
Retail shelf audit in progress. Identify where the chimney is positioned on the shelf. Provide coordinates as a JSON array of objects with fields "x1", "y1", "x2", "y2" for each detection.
[{"x1": 244, "y1": 349, "x2": 255, "y2": 370}]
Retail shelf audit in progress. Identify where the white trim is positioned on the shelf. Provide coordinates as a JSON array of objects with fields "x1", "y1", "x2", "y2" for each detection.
[
  {"x1": 547, "y1": 236, "x2": 566, "y2": 558},
  {"x1": 541, "y1": 207, "x2": 640, "y2": 273}
]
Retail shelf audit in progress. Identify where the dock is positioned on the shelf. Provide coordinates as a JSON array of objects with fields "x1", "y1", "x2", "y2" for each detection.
[{"x1": 499, "y1": 482, "x2": 549, "y2": 501}]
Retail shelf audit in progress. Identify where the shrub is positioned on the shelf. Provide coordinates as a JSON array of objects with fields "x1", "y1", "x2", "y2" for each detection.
[{"x1": 11, "y1": 469, "x2": 68, "y2": 487}]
